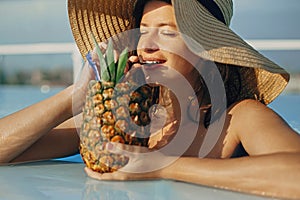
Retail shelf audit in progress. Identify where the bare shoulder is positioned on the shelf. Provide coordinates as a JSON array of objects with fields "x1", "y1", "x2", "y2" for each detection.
[
  {"x1": 228, "y1": 99, "x2": 287, "y2": 131},
  {"x1": 227, "y1": 98, "x2": 293, "y2": 130},
  {"x1": 228, "y1": 99, "x2": 270, "y2": 116},
  {"x1": 227, "y1": 99, "x2": 276, "y2": 131},
  {"x1": 226, "y1": 99, "x2": 300, "y2": 155}
]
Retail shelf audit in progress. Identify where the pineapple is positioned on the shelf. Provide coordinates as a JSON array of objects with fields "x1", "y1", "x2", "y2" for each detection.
[{"x1": 80, "y1": 36, "x2": 159, "y2": 173}]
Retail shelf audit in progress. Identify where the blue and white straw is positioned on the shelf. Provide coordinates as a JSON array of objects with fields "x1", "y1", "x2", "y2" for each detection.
[{"x1": 86, "y1": 51, "x2": 101, "y2": 81}]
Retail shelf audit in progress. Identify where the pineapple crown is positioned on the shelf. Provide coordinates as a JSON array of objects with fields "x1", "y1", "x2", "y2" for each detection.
[{"x1": 86, "y1": 33, "x2": 128, "y2": 84}]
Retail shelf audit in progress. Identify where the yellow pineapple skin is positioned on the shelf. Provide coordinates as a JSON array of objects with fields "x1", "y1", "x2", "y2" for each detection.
[{"x1": 80, "y1": 80, "x2": 159, "y2": 173}]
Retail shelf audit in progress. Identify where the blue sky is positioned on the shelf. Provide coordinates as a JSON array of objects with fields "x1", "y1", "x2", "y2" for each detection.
[
  {"x1": 0, "y1": 0, "x2": 72, "y2": 44},
  {"x1": 231, "y1": 0, "x2": 300, "y2": 39},
  {"x1": 0, "y1": 0, "x2": 299, "y2": 44},
  {"x1": 0, "y1": 0, "x2": 299, "y2": 72}
]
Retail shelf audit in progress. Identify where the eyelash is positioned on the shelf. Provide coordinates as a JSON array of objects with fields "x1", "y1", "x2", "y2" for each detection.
[
  {"x1": 139, "y1": 29, "x2": 178, "y2": 37},
  {"x1": 161, "y1": 30, "x2": 177, "y2": 37}
]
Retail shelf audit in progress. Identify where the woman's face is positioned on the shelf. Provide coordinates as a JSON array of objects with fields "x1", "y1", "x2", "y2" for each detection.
[{"x1": 136, "y1": 1, "x2": 199, "y2": 84}]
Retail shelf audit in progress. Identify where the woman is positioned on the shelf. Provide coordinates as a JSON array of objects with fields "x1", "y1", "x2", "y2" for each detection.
[
  {"x1": 67, "y1": 0, "x2": 300, "y2": 199},
  {"x1": 0, "y1": 0, "x2": 299, "y2": 199}
]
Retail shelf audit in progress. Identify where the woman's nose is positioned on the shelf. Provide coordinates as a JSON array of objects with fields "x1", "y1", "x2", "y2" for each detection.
[{"x1": 138, "y1": 33, "x2": 159, "y2": 53}]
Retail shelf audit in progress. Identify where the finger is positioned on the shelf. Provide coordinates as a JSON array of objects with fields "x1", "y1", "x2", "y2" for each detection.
[
  {"x1": 85, "y1": 167, "x2": 126, "y2": 181},
  {"x1": 98, "y1": 42, "x2": 108, "y2": 53},
  {"x1": 124, "y1": 62, "x2": 142, "y2": 78},
  {"x1": 92, "y1": 41, "x2": 120, "y2": 66},
  {"x1": 125, "y1": 56, "x2": 140, "y2": 73},
  {"x1": 91, "y1": 51, "x2": 100, "y2": 67},
  {"x1": 128, "y1": 55, "x2": 139, "y2": 63},
  {"x1": 84, "y1": 167, "x2": 103, "y2": 180},
  {"x1": 92, "y1": 42, "x2": 107, "y2": 60}
]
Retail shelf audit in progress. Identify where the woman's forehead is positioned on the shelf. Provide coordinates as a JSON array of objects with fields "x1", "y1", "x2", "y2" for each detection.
[
  {"x1": 141, "y1": 1, "x2": 176, "y2": 26},
  {"x1": 143, "y1": 0, "x2": 173, "y2": 14}
]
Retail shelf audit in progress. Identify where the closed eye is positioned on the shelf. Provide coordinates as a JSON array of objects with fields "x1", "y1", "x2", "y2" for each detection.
[
  {"x1": 160, "y1": 29, "x2": 178, "y2": 37},
  {"x1": 140, "y1": 28, "x2": 149, "y2": 35}
]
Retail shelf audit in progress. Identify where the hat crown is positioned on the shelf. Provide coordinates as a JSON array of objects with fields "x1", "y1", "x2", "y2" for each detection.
[{"x1": 213, "y1": 0, "x2": 233, "y2": 26}]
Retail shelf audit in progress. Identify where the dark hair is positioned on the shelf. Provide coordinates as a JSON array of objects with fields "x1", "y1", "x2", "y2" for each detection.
[
  {"x1": 203, "y1": 63, "x2": 242, "y2": 128},
  {"x1": 187, "y1": 62, "x2": 242, "y2": 128}
]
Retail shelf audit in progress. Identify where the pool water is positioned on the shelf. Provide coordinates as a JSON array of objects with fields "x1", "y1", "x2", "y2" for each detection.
[
  {"x1": 268, "y1": 93, "x2": 300, "y2": 133},
  {"x1": 0, "y1": 85, "x2": 299, "y2": 162},
  {"x1": 0, "y1": 85, "x2": 64, "y2": 118}
]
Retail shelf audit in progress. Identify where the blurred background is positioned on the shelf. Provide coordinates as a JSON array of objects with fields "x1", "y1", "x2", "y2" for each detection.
[
  {"x1": 0, "y1": 0, "x2": 299, "y2": 129},
  {"x1": 0, "y1": 0, "x2": 75, "y2": 86},
  {"x1": 0, "y1": 0, "x2": 299, "y2": 87}
]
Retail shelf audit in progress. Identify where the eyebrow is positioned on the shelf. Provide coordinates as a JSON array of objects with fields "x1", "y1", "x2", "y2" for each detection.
[{"x1": 140, "y1": 22, "x2": 177, "y2": 28}]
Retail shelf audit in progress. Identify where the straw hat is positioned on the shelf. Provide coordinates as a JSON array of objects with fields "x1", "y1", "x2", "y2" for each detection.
[{"x1": 68, "y1": 0, "x2": 289, "y2": 104}]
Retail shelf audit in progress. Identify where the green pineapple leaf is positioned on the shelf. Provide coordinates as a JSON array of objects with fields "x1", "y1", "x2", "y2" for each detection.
[
  {"x1": 106, "y1": 38, "x2": 116, "y2": 83},
  {"x1": 116, "y1": 47, "x2": 128, "y2": 83},
  {"x1": 90, "y1": 33, "x2": 110, "y2": 81}
]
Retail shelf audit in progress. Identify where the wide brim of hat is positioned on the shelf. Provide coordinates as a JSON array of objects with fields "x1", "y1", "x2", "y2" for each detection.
[{"x1": 68, "y1": 0, "x2": 289, "y2": 104}]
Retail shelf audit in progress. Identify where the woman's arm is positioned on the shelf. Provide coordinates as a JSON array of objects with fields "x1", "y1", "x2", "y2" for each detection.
[
  {"x1": 86, "y1": 150, "x2": 300, "y2": 199},
  {"x1": 0, "y1": 85, "x2": 76, "y2": 163},
  {"x1": 161, "y1": 152, "x2": 300, "y2": 199},
  {"x1": 10, "y1": 117, "x2": 80, "y2": 163}
]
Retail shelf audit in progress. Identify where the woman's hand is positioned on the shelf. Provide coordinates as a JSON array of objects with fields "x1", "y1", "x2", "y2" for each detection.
[
  {"x1": 72, "y1": 61, "x2": 95, "y2": 116},
  {"x1": 84, "y1": 142, "x2": 175, "y2": 181}
]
